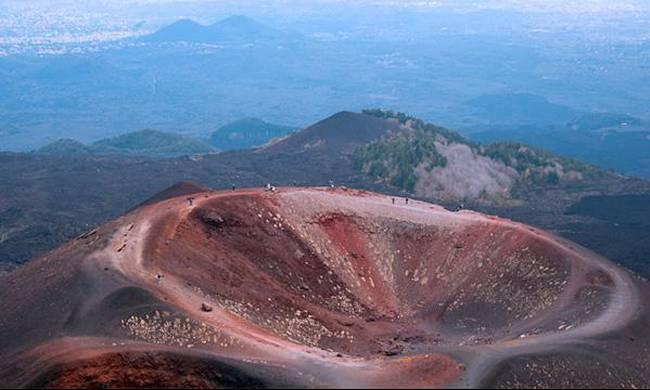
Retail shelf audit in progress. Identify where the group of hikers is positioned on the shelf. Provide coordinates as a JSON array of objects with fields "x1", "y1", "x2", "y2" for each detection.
[
  {"x1": 392, "y1": 197, "x2": 409, "y2": 205},
  {"x1": 184, "y1": 182, "x2": 460, "y2": 211}
]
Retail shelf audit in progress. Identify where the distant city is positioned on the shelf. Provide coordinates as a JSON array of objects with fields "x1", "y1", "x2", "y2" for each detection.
[{"x1": 2, "y1": 0, "x2": 650, "y2": 56}]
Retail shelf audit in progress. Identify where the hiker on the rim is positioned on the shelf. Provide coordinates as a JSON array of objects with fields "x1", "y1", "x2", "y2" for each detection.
[{"x1": 405, "y1": 197, "x2": 409, "y2": 205}]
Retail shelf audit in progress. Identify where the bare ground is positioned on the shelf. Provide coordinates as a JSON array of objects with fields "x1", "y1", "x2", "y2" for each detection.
[{"x1": 0, "y1": 187, "x2": 648, "y2": 388}]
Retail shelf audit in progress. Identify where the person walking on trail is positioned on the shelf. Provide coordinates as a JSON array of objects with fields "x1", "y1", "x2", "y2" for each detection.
[
  {"x1": 405, "y1": 198, "x2": 409, "y2": 205},
  {"x1": 232, "y1": 184, "x2": 236, "y2": 191},
  {"x1": 187, "y1": 197, "x2": 194, "y2": 206},
  {"x1": 392, "y1": 198, "x2": 395, "y2": 205}
]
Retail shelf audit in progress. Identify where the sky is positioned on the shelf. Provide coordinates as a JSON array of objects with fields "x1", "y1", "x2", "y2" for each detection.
[{"x1": 2, "y1": 0, "x2": 648, "y2": 13}]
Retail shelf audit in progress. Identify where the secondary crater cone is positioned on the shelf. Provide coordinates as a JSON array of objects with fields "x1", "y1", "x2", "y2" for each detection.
[{"x1": 0, "y1": 186, "x2": 647, "y2": 388}]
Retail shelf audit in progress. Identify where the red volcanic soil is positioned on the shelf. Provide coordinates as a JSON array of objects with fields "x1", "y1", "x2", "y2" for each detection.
[{"x1": 1, "y1": 186, "x2": 649, "y2": 388}]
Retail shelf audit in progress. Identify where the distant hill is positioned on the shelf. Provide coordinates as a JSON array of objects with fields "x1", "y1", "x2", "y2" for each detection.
[
  {"x1": 261, "y1": 111, "x2": 399, "y2": 155},
  {"x1": 38, "y1": 129, "x2": 216, "y2": 158},
  {"x1": 209, "y1": 118, "x2": 296, "y2": 151},
  {"x1": 209, "y1": 15, "x2": 292, "y2": 41},
  {"x1": 353, "y1": 109, "x2": 608, "y2": 203},
  {"x1": 144, "y1": 15, "x2": 300, "y2": 44},
  {"x1": 143, "y1": 19, "x2": 215, "y2": 43},
  {"x1": 92, "y1": 129, "x2": 215, "y2": 155},
  {"x1": 36, "y1": 139, "x2": 94, "y2": 155}
]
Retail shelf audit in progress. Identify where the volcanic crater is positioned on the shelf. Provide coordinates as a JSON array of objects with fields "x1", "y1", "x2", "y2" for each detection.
[{"x1": 1, "y1": 186, "x2": 648, "y2": 388}]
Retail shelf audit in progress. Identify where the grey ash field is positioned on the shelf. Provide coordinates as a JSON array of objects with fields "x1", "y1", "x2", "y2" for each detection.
[{"x1": 1, "y1": 186, "x2": 649, "y2": 388}]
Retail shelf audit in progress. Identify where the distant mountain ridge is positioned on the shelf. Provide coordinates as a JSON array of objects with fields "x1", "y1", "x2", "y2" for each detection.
[
  {"x1": 144, "y1": 15, "x2": 300, "y2": 44},
  {"x1": 37, "y1": 139, "x2": 94, "y2": 155},
  {"x1": 39, "y1": 118, "x2": 301, "y2": 157},
  {"x1": 38, "y1": 129, "x2": 216, "y2": 158}
]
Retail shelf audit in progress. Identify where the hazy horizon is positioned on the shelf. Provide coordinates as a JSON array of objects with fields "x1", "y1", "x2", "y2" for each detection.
[{"x1": 1, "y1": 0, "x2": 649, "y2": 179}]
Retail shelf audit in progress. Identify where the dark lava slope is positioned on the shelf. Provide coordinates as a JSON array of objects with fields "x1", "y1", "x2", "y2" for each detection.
[{"x1": 2, "y1": 110, "x2": 650, "y2": 284}]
